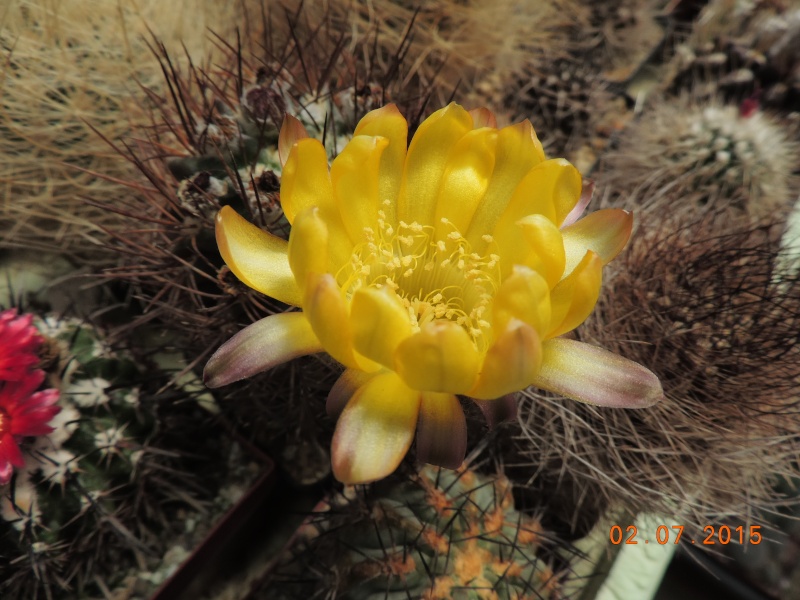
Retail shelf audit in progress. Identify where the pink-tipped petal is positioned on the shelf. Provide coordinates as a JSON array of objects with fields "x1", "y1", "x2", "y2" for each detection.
[
  {"x1": 472, "y1": 394, "x2": 518, "y2": 429},
  {"x1": 203, "y1": 313, "x2": 322, "y2": 388},
  {"x1": 469, "y1": 107, "x2": 498, "y2": 129},
  {"x1": 532, "y1": 338, "x2": 664, "y2": 408},
  {"x1": 331, "y1": 372, "x2": 421, "y2": 484},
  {"x1": 278, "y1": 113, "x2": 309, "y2": 168},
  {"x1": 327, "y1": 369, "x2": 377, "y2": 417},
  {"x1": 416, "y1": 392, "x2": 467, "y2": 470},
  {"x1": 560, "y1": 179, "x2": 595, "y2": 228}
]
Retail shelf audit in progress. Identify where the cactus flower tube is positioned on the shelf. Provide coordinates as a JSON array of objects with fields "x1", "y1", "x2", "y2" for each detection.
[{"x1": 205, "y1": 103, "x2": 663, "y2": 484}]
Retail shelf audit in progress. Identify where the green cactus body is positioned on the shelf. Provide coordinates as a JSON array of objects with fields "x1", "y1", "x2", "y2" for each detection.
[
  {"x1": 271, "y1": 466, "x2": 562, "y2": 600},
  {"x1": 0, "y1": 316, "x2": 152, "y2": 595},
  {"x1": 170, "y1": 85, "x2": 359, "y2": 240}
]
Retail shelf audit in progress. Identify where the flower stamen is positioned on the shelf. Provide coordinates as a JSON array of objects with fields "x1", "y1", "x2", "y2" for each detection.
[{"x1": 338, "y1": 216, "x2": 500, "y2": 348}]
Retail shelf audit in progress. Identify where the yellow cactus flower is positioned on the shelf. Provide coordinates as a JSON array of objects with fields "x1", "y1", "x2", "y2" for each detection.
[{"x1": 204, "y1": 103, "x2": 663, "y2": 484}]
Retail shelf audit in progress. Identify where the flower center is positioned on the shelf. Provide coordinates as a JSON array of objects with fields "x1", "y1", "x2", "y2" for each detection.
[{"x1": 338, "y1": 203, "x2": 500, "y2": 349}]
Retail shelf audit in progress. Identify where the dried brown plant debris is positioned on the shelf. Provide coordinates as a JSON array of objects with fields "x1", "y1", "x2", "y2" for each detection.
[
  {"x1": 507, "y1": 214, "x2": 800, "y2": 534},
  {"x1": 278, "y1": 0, "x2": 578, "y2": 112},
  {"x1": 0, "y1": 0, "x2": 257, "y2": 264},
  {"x1": 667, "y1": 0, "x2": 800, "y2": 107},
  {"x1": 503, "y1": 0, "x2": 666, "y2": 163}
]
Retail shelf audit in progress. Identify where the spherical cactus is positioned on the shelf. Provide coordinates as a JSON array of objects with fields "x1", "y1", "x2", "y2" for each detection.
[
  {"x1": 265, "y1": 465, "x2": 564, "y2": 600},
  {"x1": 598, "y1": 97, "x2": 798, "y2": 223}
]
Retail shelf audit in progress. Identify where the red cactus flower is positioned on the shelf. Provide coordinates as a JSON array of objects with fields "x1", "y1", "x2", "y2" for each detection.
[
  {"x1": 0, "y1": 309, "x2": 43, "y2": 381},
  {"x1": 0, "y1": 370, "x2": 60, "y2": 485}
]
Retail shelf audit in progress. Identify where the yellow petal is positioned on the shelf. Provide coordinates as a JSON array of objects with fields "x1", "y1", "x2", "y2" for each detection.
[
  {"x1": 204, "y1": 313, "x2": 321, "y2": 388},
  {"x1": 350, "y1": 285, "x2": 413, "y2": 368},
  {"x1": 394, "y1": 320, "x2": 480, "y2": 393},
  {"x1": 288, "y1": 207, "x2": 329, "y2": 297},
  {"x1": 303, "y1": 273, "x2": 378, "y2": 372},
  {"x1": 492, "y1": 159, "x2": 581, "y2": 276},
  {"x1": 434, "y1": 128, "x2": 498, "y2": 238},
  {"x1": 469, "y1": 319, "x2": 542, "y2": 400},
  {"x1": 517, "y1": 214, "x2": 566, "y2": 287},
  {"x1": 466, "y1": 120, "x2": 547, "y2": 250},
  {"x1": 492, "y1": 265, "x2": 551, "y2": 335},
  {"x1": 327, "y1": 368, "x2": 377, "y2": 417},
  {"x1": 281, "y1": 138, "x2": 354, "y2": 266},
  {"x1": 561, "y1": 208, "x2": 632, "y2": 278},
  {"x1": 416, "y1": 392, "x2": 467, "y2": 469},
  {"x1": 396, "y1": 103, "x2": 473, "y2": 226},
  {"x1": 331, "y1": 371, "x2": 421, "y2": 484},
  {"x1": 215, "y1": 206, "x2": 302, "y2": 306},
  {"x1": 280, "y1": 138, "x2": 334, "y2": 223},
  {"x1": 354, "y1": 104, "x2": 408, "y2": 216},
  {"x1": 278, "y1": 113, "x2": 309, "y2": 168},
  {"x1": 532, "y1": 338, "x2": 664, "y2": 408},
  {"x1": 547, "y1": 250, "x2": 602, "y2": 339},
  {"x1": 331, "y1": 135, "x2": 389, "y2": 242}
]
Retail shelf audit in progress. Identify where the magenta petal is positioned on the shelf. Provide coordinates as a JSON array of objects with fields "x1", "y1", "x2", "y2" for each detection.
[
  {"x1": 560, "y1": 179, "x2": 594, "y2": 228},
  {"x1": 0, "y1": 434, "x2": 24, "y2": 469},
  {"x1": 472, "y1": 394, "x2": 519, "y2": 429},
  {"x1": 327, "y1": 369, "x2": 378, "y2": 417},
  {"x1": 532, "y1": 338, "x2": 664, "y2": 408},
  {"x1": 0, "y1": 460, "x2": 12, "y2": 485},
  {"x1": 204, "y1": 313, "x2": 322, "y2": 388},
  {"x1": 416, "y1": 392, "x2": 467, "y2": 470}
]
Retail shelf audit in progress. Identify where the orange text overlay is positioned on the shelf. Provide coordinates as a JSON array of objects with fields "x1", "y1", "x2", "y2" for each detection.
[{"x1": 609, "y1": 524, "x2": 763, "y2": 546}]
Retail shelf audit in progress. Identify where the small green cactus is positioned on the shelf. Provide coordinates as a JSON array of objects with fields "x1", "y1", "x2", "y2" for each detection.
[
  {"x1": 266, "y1": 465, "x2": 563, "y2": 600},
  {"x1": 0, "y1": 316, "x2": 151, "y2": 597}
]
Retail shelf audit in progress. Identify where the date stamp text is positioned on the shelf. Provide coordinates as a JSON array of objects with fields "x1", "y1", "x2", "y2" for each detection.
[{"x1": 609, "y1": 524, "x2": 762, "y2": 545}]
